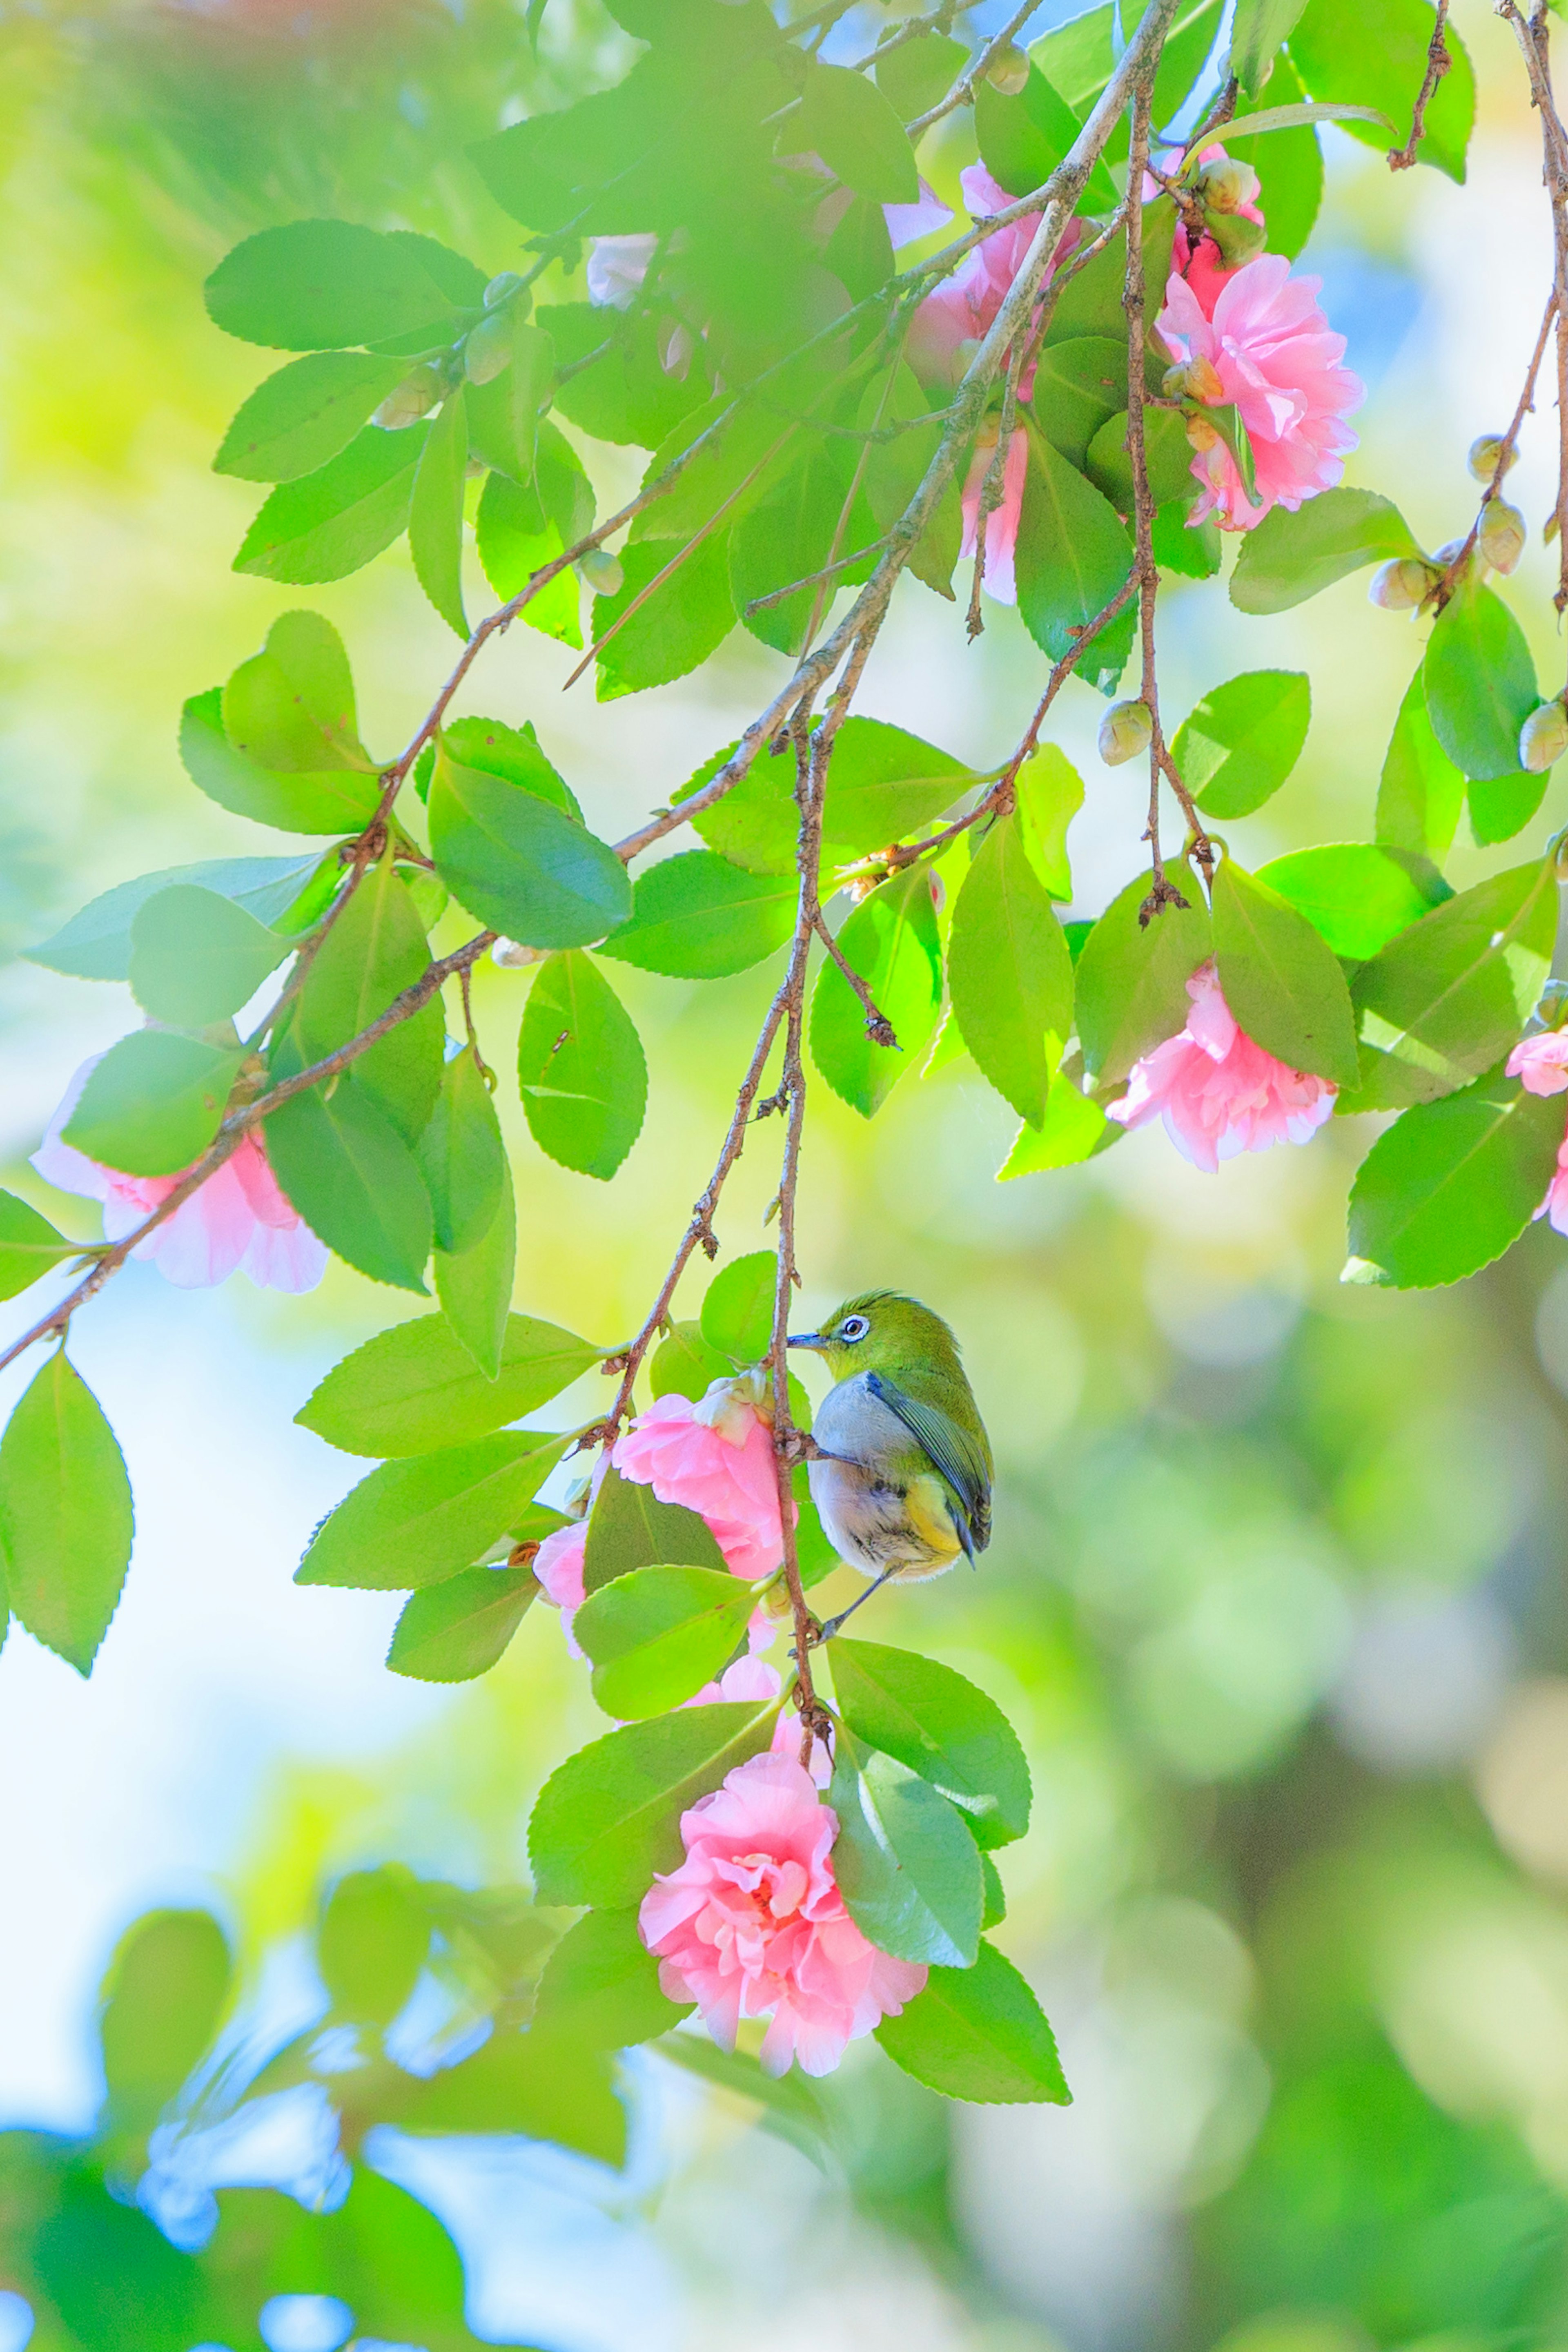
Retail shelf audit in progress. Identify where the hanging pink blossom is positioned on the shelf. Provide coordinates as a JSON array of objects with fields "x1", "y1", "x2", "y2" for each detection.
[
  {"x1": 1156, "y1": 256, "x2": 1363, "y2": 530},
  {"x1": 532, "y1": 1519, "x2": 590, "y2": 1657},
  {"x1": 1507, "y1": 1031, "x2": 1568, "y2": 1095},
  {"x1": 1536, "y1": 1136, "x2": 1568, "y2": 1238},
  {"x1": 585, "y1": 234, "x2": 660, "y2": 310},
  {"x1": 1159, "y1": 143, "x2": 1266, "y2": 321},
  {"x1": 1107, "y1": 960, "x2": 1337, "y2": 1173},
  {"x1": 32, "y1": 1057, "x2": 325, "y2": 1293},
  {"x1": 612, "y1": 1378, "x2": 788, "y2": 1582},
  {"x1": 639, "y1": 1750, "x2": 925, "y2": 2076},
  {"x1": 908, "y1": 162, "x2": 1079, "y2": 391},
  {"x1": 686, "y1": 1656, "x2": 783, "y2": 1709},
  {"x1": 959, "y1": 421, "x2": 1029, "y2": 604}
]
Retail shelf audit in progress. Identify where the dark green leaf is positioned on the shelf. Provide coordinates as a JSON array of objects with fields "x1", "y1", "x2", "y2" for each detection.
[
  {"x1": 429, "y1": 745, "x2": 630, "y2": 947},
  {"x1": 64, "y1": 1033, "x2": 243, "y2": 1178},
  {"x1": 0, "y1": 1192, "x2": 77, "y2": 1301},
  {"x1": 1074, "y1": 870, "x2": 1212, "y2": 1083},
  {"x1": 593, "y1": 533, "x2": 736, "y2": 700},
  {"x1": 297, "y1": 1311, "x2": 599, "y2": 1456},
  {"x1": 582, "y1": 1460, "x2": 728, "y2": 1596},
  {"x1": 263, "y1": 1081, "x2": 432, "y2": 1293},
  {"x1": 860, "y1": 362, "x2": 963, "y2": 596},
  {"x1": 1015, "y1": 430, "x2": 1134, "y2": 689},
  {"x1": 1031, "y1": 337, "x2": 1131, "y2": 469},
  {"x1": 1084, "y1": 407, "x2": 1196, "y2": 514},
  {"x1": 876, "y1": 1941, "x2": 1070, "y2": 2104},
  {"x1": 518, "y1": 951, "x2": 647, "y2": 1180},
  {"x1": 796, "y1": 61, "x2": 918, "y2": 203},
  {"x1": 386, "y1": 1559, "x2": 539, "y2": 1683},
  {"x1": 949, "y1": 814, "x2": 1075, "y2": 1127},
  {"x1": 975, "y1": 62, "x2": 1119, "y2": 211},
  {"x1": 830, "y1": 1637, "x2": 1031, "y2": 1848},
  {"x1": 1288, "y1": 0, "x2": 1475, "y2": 181},
  {"x1": 409, "y1": 390, "x2": 469, "y2": 636},
  {"x1": 214, "y1": 352, "x2": 410, "y2": 482},
  {"x1": 1423, "y1": 581, "x2": 1538, "y2": 783},
  {"x1": 700, "y1": 1249, "x2": 776, "y2": 1364},
  {"x1": 534, "y1": 1908, "x2": 689, "y2": 2046},
  {"x1": 296, "y1": 1430, "x2": 572, "y2": 1590},
  {"x1": 528, "y1": 1701, "x2": 780, "y2": 1907},
  {"x1": 234, "y1": 424, "x2": 425, "y2": 584},
  {"x1": 127, "y1": 885, "x2": 286, "y2": 1027},
  {"x1": 811, "y1": 865, "x2": 942, "y2": 1118},
  {"x1": 205, "y1": 219, "x2": 463, "y2": 350},
  {"x1": 290, "y1": 858, "x2": 443, "y2": 1145},
  {"x1": 318, "y1": 1866, "x2": 430, "y2": 2024},
  {"x1": 828, "y1": 1728, "x2": 983, "y2": 1968},
  {"x1": 1258, "y1": 843, "x2": 1450, "y2": 961},
  {"x1": 1376, "y1": 665, "x2": 1466, "y2": 859},
  {"x1": 577, "y1": 1564, "x2": 757, "y2": 1717},
  {"x1": 1212, "y1": 858, "x2": 1360, "y2": 1086},
  {"x1": 1176, "y1": 670, "x2": 1311, "y2": 818},
  {"x1": 729, "y1": 452, "x2": 878, "y2": 658},
  {"x1": 435, "y1": 1150, "x2": 517, "y2": 1380},
  {"x1": 100, "y1": 1910, "x2": 230, "y2": 2132},
  {"x1": 418, "y1": 1049, "x2": 507, "y2": 1256},
  {"x1": 1229, "y1": 486, "x2": 1420, "y2": 613},
  {"x1": 542, "y1": 300, "x2": 706, "y2": 452},
  {"x1": 599, "y1": 852, "x2": 795, "y2": 979},
  {"x1": 0, "y1": 1353, "x2": 134, "y2": 1675},
  {"x1": 1346, "y1": 1066, "x2": 1563, "y2": 1289}
]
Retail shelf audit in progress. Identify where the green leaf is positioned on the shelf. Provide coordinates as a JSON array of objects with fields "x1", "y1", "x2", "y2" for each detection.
[
  {"x1": 297, "y1": 1430, "x2": 572, "y2": 1590},
  {"x1": 0, "y1": 1192, "x2": 77, "y2": 1300},
  {"x1": 582, "y1": 1460, "x2": 728, "y2": 1596},
  {"x1": 1229, "y1": 487, "x2": 1420, "y2": 613},
  {"x1": 811, "y1": 866, "x2": 942, "y2": 1119},
  {"x1": 63, "y1": 1033, "x2": 243, "y2": 1179},
  {"x1": 99, "y1": 1910, "x2": 231, "y2": 2133},
  {"x1": 263, "y1": 1081, "x2": 432, "y2": 1293},
  {"x1": 982, "y1": 1850, "x2": 1006, "y2": 1928},
  {"x1": 534, "y1": 1908, "x2": 689, "y2": 2046},
  {"x1": 429, "y1": 744, "x2": 630, "y2": 948},
  {"x1": 0, "y1": 1353, "x2": 133, "y2": 1675},
  {"x1": 528, "y1": 1701, "x2": 780, "y2": 1907},
  {"x1": 234, "y1": 424, "x2": 425, "y2": 585},
  {"x1": 290, "y1": 859, "x2": 443, "y2": 1146},
  {"x1": 976, "y1": 62, "x2": 1120, "y2": 212},
  {"x1": 1423, "y1": 581, "x2": 1538, "y2": 783},
  {"x1": 1084, "y1": 407, "x2": 1196, "y2": 515},
  {"x1": 1153, "y1": 494, "x2": 1223, "y2": 579},
  {"x1": 417, "y1": 1049, "x2": 507, "y2": 1256},
  {"x1": 700, "y1": 1249, "x2": 776, "y2": 1365},
  {"x1": 1229, "y1": 0, "x2": 1311, "y2": 94},
  {"x1": 828, "y1": 1729, "x2": 983, "y2": 1968},
  {"x1": 297, "y1": 1311, "x2": 599, "y2": 1456},
  {"x1": 1376, "y1": 666, "x2": 1466, "y2": 859},
  {"x1": 651, "y1": 1320, "x2": 733, "y2": 1400},
  {"x1": 1212, "y1": 858, "x2": 1360, "y2": 1086},
  {"x1": 1014, "y1": 743, "x2": 1083, "y2": 901},
  {"x1": 1288, "y1": 0, "x2": 1475, "y2": 181},
  {"x1": 1176, "y1": 671, "x2": 1311, "y2": 818},
  {"x1": 223, "y1": 608, "x2": 367, "y2": 771},
  {"x1": 1031, "y1": 338, "x2": 1130, "y2": 470},
  {"x1": 795, "y1": 61, "x2": 918, "y2": 203},
  {"x1": 948, "y1": 815, "x2": 1075, "y2": 1127},
  {"x1": 1074, "y1": 870, "x2": 1213, "y2": 1083},
  {"x1": 543, "y1": 300, "x2": 705, "y2": 453},
  {"x1": 386, "y1": 1558, "x2": 539, "y2": 1682},
  {"x1": 441, "y1": 714, "x2": 582, "y2": 818},
  {"x1": 998, "y1": 1072, "x2": 1110, "y2": 1175},
  {"x1": 179, "y1": 689, "x2": 381, "y2": 835},
  {"x1": 126, "y1": 885, "x2": 286, "y2": 1028},
  {"x1": 518, "y1": 951, "x2": 647, "y2": 1181},
  {"x1": 400, "y1": 2023, "x2": 626, "y2": 2164},
  {"x1": 318, "y1": 1866, "x2": 430, "y2": 2025},
  {"x1": 1015, "y1": 432, "x2": 1134, "y2": 690},
  {"x1": 731, "y1": 450, "x2": 881, "y2": 658},
  {"x1": 599, "y1": 852, "x2": 795, "y2": 979},
  {"x1": 214, "y1": 352, "x2": 410, "y2": 482},
  {"x1": 409, "y1": 390, "x2": 469, "y2": 636},
  {"x1": 876, "y1": 1941, "x2": 1070, "y2": 2105},
  {"x1": 1346, "y1": 1066, "x2": 1564, "y2": 1289},
  {"x1": 435, "y1": 1150, "x2": 517, "y2": 1380},
  {"x1": 1220, "y1": 52, "x2": 1323, "y2": 259},
  {"x1": 830, "y1": 1638, "x2": 1031, "y2": 1848},
  {"x1": 679, "y1": 717, "x2": 972, "y2": 878},
  {"x1": 593, "y1": 533, "x2": 736, "y2": 701},
  {"x1": 466, "y1": 315, "x2": 555, "y2": 483},
  {"x1": 1258, "y1": 843, "x2": 1450, "y2": 961},
  {"x1": 1212, "y1": 97, "x2": 1389, "y2": 140},
  {"x1": 1469, "y1": 769, "x2": 1549, "y2": 849},
  {"x1": 205, "y1": 219, "x2": 464, "y2": 350},
  {"x1": 577, "y1": 1565, "x2": 757, "y2": 1718},
  {"x1": 29, "y1": 854, "x2": 326, "y2": 980}
]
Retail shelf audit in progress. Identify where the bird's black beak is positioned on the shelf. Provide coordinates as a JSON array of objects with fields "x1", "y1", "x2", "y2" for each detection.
[{"x1": 786, "y1": 1332, "x2": 826, "y2": 1351}]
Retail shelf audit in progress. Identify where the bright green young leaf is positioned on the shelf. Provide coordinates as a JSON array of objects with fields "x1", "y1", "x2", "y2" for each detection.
[
  {"x1": 1258, "y1": 843, "x2": 1450, "y2": 961},
  {"x1": 0, "y1": 1193, "x2": 78, "y2": 1301},
  {"x1": 214, "y1": 352, "x2": 409, "y2": 482},
  {"x1": 1423, "y1": 581, "x2": 1538, "y2": 783},
  {"x1": 296, "y1": 1430, "x2": 572, "y2": 1590},
  {"x1": 948, "y1": 816, "x2": 1075, "y2": 1127},
  {"x1": 223, "y1": 608, "x2": 366, "y2": 773},
  {"x1": 582, "y1": 1461, "x2": 728, "y2": 1596},
  {"x1": 291, "y1": 858, "x2": 443, "y2": 1145},
  {"x1": 1288, "y1": 0, "x2": 1476, "y2": 181},
  {"x1": 466, "y1": 315, "x2": 555, "y2": 484},
  {"x1": 386, "y1": 1558, "x2": 539, "y2": 1683},
  {"x1": 1376, "y1": 666, "x2": 1466, "y2": 859},
  {"x1": 528, "y1": 1701, "x2": 781, "y2": 1907},
  {"x1": 440, "y1": 714, "x2": 582, "y2": 818},
  {"x1": 1176, "y1": 671, "x2": 1312, "y2": 818},
  {"x1": 876, "y1": 1941, "x2": 1071, "y2": 2105},
  {"x1": 0, "y1": 1352, "x2": 134, "y2": 1676},
  {"x1": 797, "y1": 61, "x2": 919, "y2": 204},
  {"x1": 1074, "y1": 870, "x2": 1213, "y2": 1083},
  {"x1": 598, "y1": 852, "x2": 795, "y2": 979},
  {"x1": 205, "y1": 219, "x2": 463, "y2": 350},
  {"x1": 1229, "y1": 487, "x2": 1420, "y2": 613},
  {"x1": 1015, "y1": 431, "x2": 1134, "y2": 689},
  {"x1": 418, "y1": 1049, "x2": 507, "y2": 1256},
  {"x1": 518, "y1": 952, "x2": 647, "y2": 1181},
  {"x1": 409, "y1": 390, "x2": 469, "y2": 636},
  {"x1": 29, "y1": 854, "x2": 327, "y2": 981},
  {"x1": 700, "y1": 1250, "x2": 776, "y2": 1365},
  {"x1": 429, "y1": 745, "x2": 630, "y2": 947},
  {"x1": 474, "y1": 477, "x2": 581, "y2": 647},
  {"x1": 1468, "y1": 768, "x2": 1549, "y2": 850},
  {"x1": 830, "y1": 1637, "x2": 1031, "y2": 1848},
  {"x1": 1221, "y1": 53, "x2": 1323, "y2": 259},
  {"x1": 63, "y1": 1033, "x2": 243, "y2": 1179},
  {"x1": 318, "y1": 1866, "x2": 430, "y2": 2025},
  {"x1": 264, "y1": 1080, "x2": 432, "y2": 1293},
  {"x1": 1229, "y1": 0, "x2": 1311, "y2": 94},
  {"x1": 1345, "y1": 1067, "x2": 1564, "y2": 1290},
  {"x1": 811, "y1": 866, "x2": 942, "y2": 1119},
  {"x1": 576, "y1": 1565, "x2": 757, "y2": 1718},
  {"x1": 651, "y1": 1320, "x2": 733, "y2": 1400},
  {"x1": 1084, "y1": 408, "x2": 1196, "y2": 515},
  {"x1": 593, "y1": 534, "x2": 737, "y2": 700},
  {"x1": 434, "y1": 1147, "x2": 517, "y2": 1380},
  {"x1": 179, "y1": 689, "x2": 381, "y2": 834},
  {"x1": 680, "y1": 718, "x2": 972, "y2": 878},
  {"x1": 297, "y1": 1311, "x2": 599, "y2": 1457},
  {"x1": 534, "y1": 1907, "x2": 689, "y2": 2047},
  {"x1": 975, "y1": 65, "x2": 1120, "y2": 212},
  {"x1": 1212, "y1": 858, "x2": 1360, "y2": 1086},
  {"x1": 998, "y1": 1073, "x2": 1110, "y2": 1176},
  {"x1": 234, "y1": 424, "x2": 426, "y2": 584},
  {"x1": 829, "y1": 1729, "x2": 984, "y2": 1969},
  {"x1": 1014, "y1": 744, "x2": 1083, "y2": 904},
  {"x1": 126, "y1": 885, "x2": 286, "y2": 1028},
  {"x1": 99, "y1": 1910, "x2": 231, "y2": 2134}
]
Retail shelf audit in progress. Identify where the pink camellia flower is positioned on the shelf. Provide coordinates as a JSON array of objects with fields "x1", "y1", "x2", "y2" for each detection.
[
  {"x1": 639, "y1": 1750, "x2": 925, "y2": 2076},
  {"x1": 1156, "y1": 256, "x2": 1363, "y2": 530},
  {"x1": 613, "y1": 1377, "x2": 788, "y2": 1583},
  {"x1": 1536, "y1": 1136, "x2": 1568, "y2": 1238},
  {"x1": 31, "y1": 1057, "x2": 325, "y2": 1293},
  {"x1": 908, "y1": 161, "x2": 1080, "y2": 390},
  {"x1": 1158, "y1": 143, "x2": 1267, "y2": 321},
  {"x1": 585, "y1": 234, "x2": 659, "y2": 310},
  {"x1": 687, "y1": 1656, "x2": 783, "y2": 1709},
  {"x1": 960, "y1": 419, "x2": 1029, "y2": 604},
  {"x1": 1507, "y1": 1030, "x2": 1568, "y2": 1095},
  {"x1": 1107, "y1": 960, "x2": 1337, "y2": 1173},
  {"x1": 532, "y1": 1518, "x2": 590, "y2": 1657}
]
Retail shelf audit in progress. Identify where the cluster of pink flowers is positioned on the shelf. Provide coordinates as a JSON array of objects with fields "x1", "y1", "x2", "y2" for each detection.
[
  {"x1": 1108, "y1": 960, "x2": 1338, "y2": 1172},
  {"x1": 1507, "y1": 1031, "x2": 1568, "y2": 1233},
  {"x1": 32, "y1": 1056, "x2": 325, "y2": 1293},
  {"x1": 640, "y1": 1750, "x2": 926, "y2": 2076}
]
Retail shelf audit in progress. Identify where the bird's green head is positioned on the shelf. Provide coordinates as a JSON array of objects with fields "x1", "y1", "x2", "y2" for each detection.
[{"x1": 787, "y1": 1290, "x2": 965, "y2": 1383}]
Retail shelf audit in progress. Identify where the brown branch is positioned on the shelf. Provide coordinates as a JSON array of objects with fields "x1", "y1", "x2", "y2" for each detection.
[
  {"x1": 744, "y1": 536, "x2": 893, "y2": 617},
  {"x1": 903, "y1": 0, "x2": 1041, "y2": 138},
  {"x1": 1428, "y1": 290, "x2": 1556, "y2": 612},
  {"x1": 1389, "y1": 0, "x2": 1451, "y2": 169},
  {"x1": 1505, "y1": 4, "x2": 1568, "y2": 622},
  {"x1": 811, "y1": 913, "x2": 898, "y2": 1047}
]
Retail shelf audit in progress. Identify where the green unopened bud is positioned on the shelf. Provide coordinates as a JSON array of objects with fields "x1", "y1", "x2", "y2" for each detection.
[
  {"x1": 1478, "y1": 498, "x2": 1526, "y2": 576},
  {"x1": 1099, "y1": 699, "x2": 1153, "y2": 767},
  {"x1": 1520, "y1": 697, "x2": 1568, "y2": 774},
  {"x1": 579, "y1": 546, "x2": 624, "y2": 595},
  {"x1": 1163, "y1": 353, "x2": 1224, "y2": 405},
  {"x1": 483, "y1": 270, "x2": 528, "y2": 311},
  {"x1": 985, "y1": 42, "x2": 1030, "y2": 94},
  {"x1": 1193, "y1": 157, "x2": 1261, "y2": 216},
  {"x1": 464, "y1": 308, "x2": 514, "y2": 385},
  {"x1": 1431, "y1": 534, "x2": 1473, "y2": 586},
  {"x1": 1468, "y1": 433, "x2": 1518, "y2": 483},
  {"x1": 372, "y1": 364, "x2": 444, "y2": 430},
  {"x1": 1368, "y1": 556, "x2": 1439, "y2": 611},
  {"x1": 1205, "y1": 209, "x2": 1268, "y2": 269}
]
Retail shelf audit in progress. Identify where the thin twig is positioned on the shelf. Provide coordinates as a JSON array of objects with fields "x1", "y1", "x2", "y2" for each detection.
[
  {"x1": 1389, "y1": 0, "x2": 1452, "y2": 169},
  {"x1": 744, "y1": 537, "x2": 893, "y2": 616},
  {"x1": 1429, "y1": 289, "x2": 1556, "y2": 612},
  {"x1": 811, "y1": 914, "x2": 898, "y2": 1046},
  {"x1": 904, "y1": 0, "x2": 1041, "y2": 139}
]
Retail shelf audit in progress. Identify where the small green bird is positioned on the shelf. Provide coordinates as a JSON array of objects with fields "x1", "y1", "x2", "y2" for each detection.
[{"x1": 787, "y1": 1291, "x2": 993, "y2": 1638}]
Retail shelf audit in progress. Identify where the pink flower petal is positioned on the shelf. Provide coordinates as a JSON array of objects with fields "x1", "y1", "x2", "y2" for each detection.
[{"x1": 1108, "y1": 959, "x2": 1337, "y2": 1170}]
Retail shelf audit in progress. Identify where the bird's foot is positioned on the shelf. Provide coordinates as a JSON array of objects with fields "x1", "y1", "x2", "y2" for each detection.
[{"x1": 786, "y1": 1612, "x2": 827, "y2": 1659}]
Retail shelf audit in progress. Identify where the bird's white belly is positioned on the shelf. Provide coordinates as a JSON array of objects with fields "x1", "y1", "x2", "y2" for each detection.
[{"x1": 807, "y1": 1374, "x2": 945, "y2": 1580}]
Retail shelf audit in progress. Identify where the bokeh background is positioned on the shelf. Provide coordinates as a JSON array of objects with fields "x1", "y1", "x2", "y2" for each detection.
[{"x1": 3, "y1": 1, "x2": 1568, "y2": 2345}]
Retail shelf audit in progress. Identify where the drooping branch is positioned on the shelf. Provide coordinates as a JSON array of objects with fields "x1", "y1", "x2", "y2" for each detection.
[{"x1": 1390, "y1": 0, "x2": 1451, "y2": 170}]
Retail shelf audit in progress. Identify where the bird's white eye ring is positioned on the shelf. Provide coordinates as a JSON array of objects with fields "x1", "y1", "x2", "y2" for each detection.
[{"x1": 839, "y1": 1315, "x2": 870, "y2": 1342}]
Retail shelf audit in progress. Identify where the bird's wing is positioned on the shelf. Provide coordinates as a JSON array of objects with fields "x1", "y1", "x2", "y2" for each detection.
[{"x1": 864, "y1": 1371, "x2": 991, "y2": 1557}]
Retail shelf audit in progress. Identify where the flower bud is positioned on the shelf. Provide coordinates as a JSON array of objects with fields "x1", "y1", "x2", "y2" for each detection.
[
  {"x1": 579, "y1": 546, "x2": 624, "y2": 595},
  {"x1": 464, "y1": 309, "x2": 514, "y2": 385},
  {"x1": 985, "y1": 42, "x2": 1030, "y2": 94},
  {"x1": 1205, "y1": 208, "x2": 1267, "y2": 269},
  {"x1": 372, "y1": 364, "x2": 445, "y2": 430},
  {"x1": 1430, "y1": 535, "x2": 1474, "y2": 587},
  {"x1": 1520, "y1": 697, "x2": 1568, "y2": 774},
  {"x1": 492, "y1": 937, "x2": 548, "y2": 968},
  {"x1": 1478, "y1": 499, "x2": 1526, "y2": 576},
  {"x1": 1163, "y1": 353, "x2": 1224, "y2": 405},
  {"x1": 1193, "y1": 157, "x2": 1261, "y2": 216},
  {"x1": 1099, "y1": 699, "x2": 1153, "y2": 767},
  {"x1": 483, "y1": 270, "x2": 528, "y2": 311},
  {"x1": 1368, "y1": 556, "x2": 1439, "y2": 611},
  {"x1": 1468, "y1": 433, "x2": 1518, "y2": 483}
]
